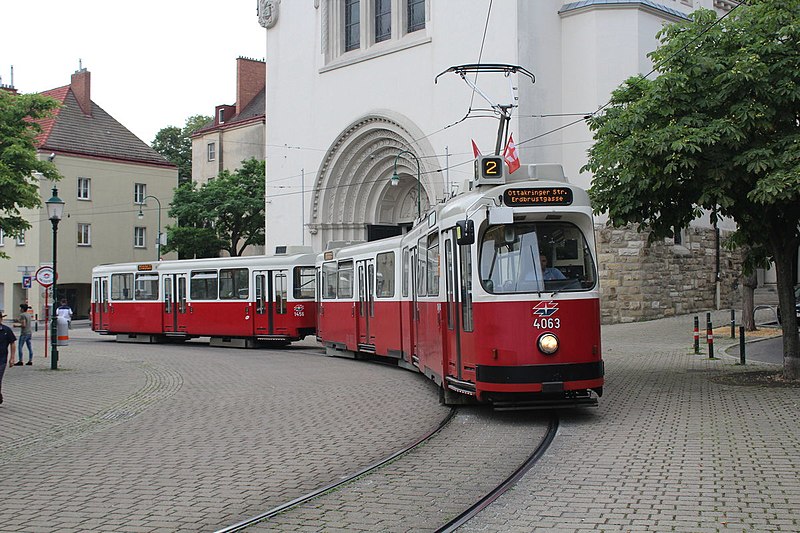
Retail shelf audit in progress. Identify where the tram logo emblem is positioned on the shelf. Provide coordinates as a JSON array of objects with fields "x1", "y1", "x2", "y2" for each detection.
[
  {"x1": 294, "y1": 304, "x2": 305, "y2": 317},
  {"x1": 532, "y1": 301, "x2": 559, "y2": 317}
]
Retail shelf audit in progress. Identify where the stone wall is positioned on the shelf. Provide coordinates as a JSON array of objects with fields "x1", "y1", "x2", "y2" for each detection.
[{"x1": 596, "y1": 224, "x2": 743, "y2": 324}]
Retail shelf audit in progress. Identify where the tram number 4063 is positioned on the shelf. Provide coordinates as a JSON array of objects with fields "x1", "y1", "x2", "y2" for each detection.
[{"x1": 533, "y1": 318, "x2": 561, "y2": 329}]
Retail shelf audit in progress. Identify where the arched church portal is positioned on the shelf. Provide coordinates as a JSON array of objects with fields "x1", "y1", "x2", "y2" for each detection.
[{"x1": 309, "y1": 114, "x2": 439, "y2": 249}]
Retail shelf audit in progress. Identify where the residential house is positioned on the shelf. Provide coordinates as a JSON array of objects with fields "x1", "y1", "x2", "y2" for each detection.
[
  {"x1": 191, "y1": 56, "x2": 266, "y2": 256},
  {"x1": 0, "y1": 68, "x2": 176, "y2": 320}
]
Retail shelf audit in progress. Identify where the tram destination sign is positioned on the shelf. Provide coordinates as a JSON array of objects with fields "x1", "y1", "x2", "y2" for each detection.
[{"x1": 503, "y1": 187, "x2": 573, "y2": 206}]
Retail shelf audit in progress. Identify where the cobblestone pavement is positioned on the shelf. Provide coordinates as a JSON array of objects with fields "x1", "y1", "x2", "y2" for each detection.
[
  {"x1": 248, "y1": 409, "x2": 552, "y2": 532},
  {"x1": 0, "y1": 330, "x2": 449, "y2": 532},
  {"x1": 462, "y1": 310, "x2": 800, "y2": 532},
  {"x1": 2, "y1": 308, "x2": 797, "y2": 533}
]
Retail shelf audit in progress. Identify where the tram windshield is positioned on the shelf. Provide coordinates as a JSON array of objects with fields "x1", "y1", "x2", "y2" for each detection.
[{"x1": 479, "y1": 222, "x2": 597, "y2": 294}]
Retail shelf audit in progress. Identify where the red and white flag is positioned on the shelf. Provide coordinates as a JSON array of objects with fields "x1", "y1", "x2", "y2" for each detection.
[
  {"x1": 471, "y1": 139, "x2": 482, "y2": 158},
  {"x1": 503, "y1": 134, "x2": 521, "y2": 174}
]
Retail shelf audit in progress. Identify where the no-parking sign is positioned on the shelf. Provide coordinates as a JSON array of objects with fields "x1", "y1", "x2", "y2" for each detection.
[{"x1": 35, "y1": 266, "x2": 55, "y2": 287}]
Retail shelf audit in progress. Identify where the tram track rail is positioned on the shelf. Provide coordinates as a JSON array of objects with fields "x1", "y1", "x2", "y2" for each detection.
[
  {"x1": 215, "y1": 408, "x2": 458, "y2": 533},
  {"x1": 435, "y1": 411, "x2": 559, "y2": 532},
  {"x1": 217, "y1": 408, "x2": 558, "y2": 532}
]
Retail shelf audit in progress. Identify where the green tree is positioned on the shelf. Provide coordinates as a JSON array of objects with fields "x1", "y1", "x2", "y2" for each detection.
[
  {"x1": 163, "y1": 158, "x2": 265, "y2": 258},
  {"x1": 0, "y1": 91, "x2": 61, "y2": 259},
  {"x1": 583, "y1": 1, "x2": 800, "y2": 377},
  {"x1": 151, "y1": 114, "x2": 211, "y2": 184}
]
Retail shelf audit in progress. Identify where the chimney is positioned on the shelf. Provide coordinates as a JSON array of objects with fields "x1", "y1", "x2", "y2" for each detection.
[
  {"x1": 71, "y1": 68, "x2": 92, "y2": 116},
  {"x1": 236, "y1": 57, "x2": 266, "y2": 116}
]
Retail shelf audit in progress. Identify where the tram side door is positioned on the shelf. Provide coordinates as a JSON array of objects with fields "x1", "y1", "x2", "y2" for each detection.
[
  {"x1": 443, "y1": 233, "x2": 463, "y2": 381},
  {"x1": 162, "y1": 274, "x2": 189, "y2": 333},
  {"x1": 253, "y1": 270, "x2": 288, "y2": 336},
  {"x1": 252, "y1": 271, "x2": 271, "y2": 336},
  {"x1": 92, "y1": 277, "x2": 110, "y2": 330},
  {"x1": 356, "y1": 259, "x2": 374, "y2": 346}
]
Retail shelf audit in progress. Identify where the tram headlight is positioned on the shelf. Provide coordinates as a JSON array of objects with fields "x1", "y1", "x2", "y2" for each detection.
[{"x1": 537, "y1": 333, "x2": 559, "y2": 355}]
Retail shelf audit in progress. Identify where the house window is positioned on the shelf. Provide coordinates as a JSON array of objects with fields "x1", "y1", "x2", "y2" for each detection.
[
  {"x1": 77, "y1": 177, "x2": 91, "y2": 200},
  {"x1": 134, "y1": 183, "x2": 146, "y2": 204},
  {"x1": 345, "y1": 0, "x2": 361, "y2": 51},
  {"x1": 375, "y1": 0, "x2": 391, "y2": 42},
  {"x1": 407, "y1": 0, "x2": 425, "y2": 32},
  {"x1": 218, "y1": 109, "x2": 225, "y2": 123},
  {"x1": 16, "y1": 232, "x2": 24, "y2": 246},
  {"x1": 78, "y1": 223, "x2": 91, "y2": 246},
  {"x1": 207, "y1": 142, "x2": 216, "y2": 162},
  {"x1": 134, "y1": 227, "x2": 146, "y2": 248}
]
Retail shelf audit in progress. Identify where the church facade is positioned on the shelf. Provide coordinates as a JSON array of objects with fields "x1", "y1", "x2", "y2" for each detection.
[{"x1": 258, "y1": 0, "x2": 746, "y2": 322}]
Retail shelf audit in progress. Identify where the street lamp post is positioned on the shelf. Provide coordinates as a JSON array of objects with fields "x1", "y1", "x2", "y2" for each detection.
[
  {"x1": 391, "y1": 150, "x2": 422, "y2": 220},
  {"x1": 45, "y1": 187, "x2": 65, "y2": 370},
  {"x1": 137, "y1": 195, "x2": 162, "y2": 261}
]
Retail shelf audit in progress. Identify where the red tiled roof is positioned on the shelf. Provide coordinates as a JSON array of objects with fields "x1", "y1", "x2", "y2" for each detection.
[{"x1": 33, "y1": 85, "x2": 69, "y2": 147}]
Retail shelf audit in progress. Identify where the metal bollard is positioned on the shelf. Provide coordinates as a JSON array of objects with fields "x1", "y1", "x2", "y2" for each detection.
[
  {"x1": 693, "y1": 316, "x2": 700, "y2": 354},
  {"x1": 707, "y1": 313, "x2": 714, "y2": 359},
  {"x1": 730, "y1": 309, "x2": 736, "y2": 339},
  {"x1": 739, "y1": 326, "x2": 746, "y2": 365}
]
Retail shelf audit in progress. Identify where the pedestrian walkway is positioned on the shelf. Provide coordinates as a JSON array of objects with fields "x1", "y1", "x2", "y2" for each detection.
[
  {"x1": 1, "y1": 309, "x2": 798, "y2": 532},
  {"x1": 463, "y1": 309, "x2": 800, "y2": 532}
]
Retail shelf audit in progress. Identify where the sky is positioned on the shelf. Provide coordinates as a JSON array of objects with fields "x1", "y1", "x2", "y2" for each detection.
[{"x1": 2, "y1": 0, "x2": 265, "y2": 144}]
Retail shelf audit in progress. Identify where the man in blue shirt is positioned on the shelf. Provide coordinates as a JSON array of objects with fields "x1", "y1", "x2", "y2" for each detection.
[
  {"x1": 540, "y1": 255, "x2": 566, "y2": 280},
  {"x1": 0, "y1": 312, "x2": 18, "y2": 405}
]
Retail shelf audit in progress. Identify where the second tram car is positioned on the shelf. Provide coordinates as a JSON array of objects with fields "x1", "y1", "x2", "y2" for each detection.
[
  {"x1": 316, "y1": 163, "x2": 603, "y2": 407},
  {"x1": 91, "y1": 248, "x2": 317, "y2": 346}
]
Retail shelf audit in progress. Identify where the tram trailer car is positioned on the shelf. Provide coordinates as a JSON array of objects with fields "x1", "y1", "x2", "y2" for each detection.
[
  {"x1": 317, "y1": 163, "x2": 603, "y2": 408},
  {"x1": 91, "y1": 248, "x2": 317, "y2": 347}
]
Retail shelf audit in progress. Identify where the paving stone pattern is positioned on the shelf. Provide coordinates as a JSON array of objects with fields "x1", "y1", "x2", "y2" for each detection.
[
  {"x1": 248, "y1": 409, "x2": 551, "y2": 532},
  {"x1": 0, "y1": 330, "x2": 449, "y2": 532},
  {"x1": 462, "y1": 310, "x2": 800, "y2": 532}
]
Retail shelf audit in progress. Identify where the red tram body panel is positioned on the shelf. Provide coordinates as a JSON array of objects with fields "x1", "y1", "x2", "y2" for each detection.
[
  {"x1": 317, "y1": 164, "x2": 604, "y2": 407},
  {"x1": 91, "y1": 249, "x2": 317, "y2": 345},
  {"x1": 91, "y1": 162, "x2": 603, "y2": 407}
]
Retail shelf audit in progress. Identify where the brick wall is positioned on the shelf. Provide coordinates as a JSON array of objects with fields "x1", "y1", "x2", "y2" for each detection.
[{"x1": 596, "y1": 224, "x2": 743, "y2": 324}]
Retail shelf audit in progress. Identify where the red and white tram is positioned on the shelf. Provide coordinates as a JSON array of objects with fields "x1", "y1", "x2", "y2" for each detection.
[
  {"x1": 317, "y1": 162, "x2": 603, "y2": 407},
  {"x1": 91, "y1": 248, "x2": 317, "y2": 346}
]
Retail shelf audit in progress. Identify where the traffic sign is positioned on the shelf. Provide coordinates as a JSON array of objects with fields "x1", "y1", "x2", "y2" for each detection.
[
  {"x1": 35, "y1": 266, "x2": 55, "y2": 287},
  {"x1": 22, "y1": 275, "x2": 32, "y2": 289}
]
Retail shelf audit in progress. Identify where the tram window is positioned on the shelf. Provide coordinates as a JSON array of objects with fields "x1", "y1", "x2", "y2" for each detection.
[
  {"x1": 445, "y1": 239, "x2": 454, "y2": 330},
  {"x1": 275, "y1": 272, "x2": 288, "y2": 314},
  {"x1": 460, "y1": 245, "x2": 474, "y2": 332},
  {"x1": 134, "y1": 274, "x2": 159, "y2": 300},
  {"x1": 479, "y1": 222, "x2": 597, "y2": 294},
  {"x1": 417, "y1": 236, "x2": 428, "y2": 296},
  {"x1": 367, "y1": 263, "x2": 375, "y2": 316},
  {"x1": 190, "y1": 270, "x2": 218, "y2": 300},
  {"x1": 376, "y1": 252, "x2": 394, "y2": 298},
  {"x1": 338, "y1": 260, "x2": 354, "y2": 299},
  {"x1": 219, "y1": 268, "x2": 248, "y2": 299},
  {"x1": 322, "y1": 262, "x2": 338, "y2": 299},
  {"x1": 293, "y1": 266, "x2": 316, "y2": 299},
  {"x1": 402, "y1": 248, "x2": 410, "y2": 297},
  {"x1": 111, "y1": 273, "x2": 134, "y2": 300},
  {"x1": 427, "y1": 232, "x2": 440, "y2": 296},
  {"x1": 164, "y1": 277, "x2": 173, "y2": 314}
]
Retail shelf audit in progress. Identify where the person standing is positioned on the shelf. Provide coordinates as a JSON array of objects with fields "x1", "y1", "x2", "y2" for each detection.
[
  {"x1": 57, "y1": 299, "x2": 73, "y2": 327},
  {"x1": 16, "y1": 303, "x2": 33, "y2": 365},
  {"x1": 0, "y1": 312, "x2": 17, "y2": 405}
]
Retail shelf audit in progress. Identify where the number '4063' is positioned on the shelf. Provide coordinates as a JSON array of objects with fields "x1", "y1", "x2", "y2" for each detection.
[{"x1": 533, "y1": 318, "x2": 560, "y2": 329}]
